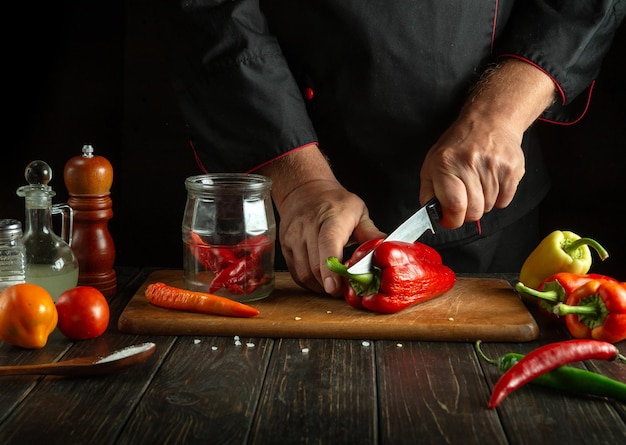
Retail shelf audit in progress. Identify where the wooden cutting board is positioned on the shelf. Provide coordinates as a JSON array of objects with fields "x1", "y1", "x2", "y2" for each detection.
[{"x1": 117, "y1": 270, "x2": 538, "y2": 342}]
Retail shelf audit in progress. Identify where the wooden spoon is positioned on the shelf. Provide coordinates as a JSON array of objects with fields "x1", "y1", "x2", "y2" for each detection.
[{"x1": 0, "y1": 342, "x2": 156, "y2": 377}]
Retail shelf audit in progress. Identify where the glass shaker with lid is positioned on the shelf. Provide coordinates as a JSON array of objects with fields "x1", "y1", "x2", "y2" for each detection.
[
  {"x1": 16, "y1": 160, "x2": 79, "y2": 300},
  {"x1": 0, "y1": 219, "x2": 26, "y2": 292},
  {"x1": 182, "y1": 173, "x2": 276, "y2": 302}
]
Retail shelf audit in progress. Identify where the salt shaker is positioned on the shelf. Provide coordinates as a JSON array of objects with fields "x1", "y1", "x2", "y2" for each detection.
[
  {"x1": 0, "y1": 219, "x2": 26, "y2": 292},
  {"x1": 182, "y1": 173, "x2": 276, "y2": 302},
  {"x1": 64, "y1": 144, "x2": 117, "y2": 296}
]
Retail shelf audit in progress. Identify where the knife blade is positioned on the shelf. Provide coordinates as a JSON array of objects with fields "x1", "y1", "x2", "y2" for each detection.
[{"x1": 346, "y1": 198, "x2": 441, "y2": 274}]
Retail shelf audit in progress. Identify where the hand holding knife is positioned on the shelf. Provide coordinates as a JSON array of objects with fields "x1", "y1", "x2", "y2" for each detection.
[{"x1": 346, "y1": 198, "x2": 442, "y2": 274}]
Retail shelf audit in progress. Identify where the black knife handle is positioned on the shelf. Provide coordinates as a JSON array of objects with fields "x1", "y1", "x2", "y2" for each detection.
[{"x1": 424, "y1": 198, "x2": 441, "y2": 226}]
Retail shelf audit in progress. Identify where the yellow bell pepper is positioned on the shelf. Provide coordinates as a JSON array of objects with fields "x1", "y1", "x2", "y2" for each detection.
[
  {"x1": 0, "y1": 283, "x2": 58, "y2": 349},
  {"x1": 518, "y1": 230, "x2": 609, "y2": 291}
]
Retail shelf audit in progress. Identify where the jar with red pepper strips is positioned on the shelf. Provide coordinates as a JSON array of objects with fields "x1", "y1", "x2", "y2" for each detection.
[{"x1": 182, "y1": 174, "x2": 276, "y2": 302}]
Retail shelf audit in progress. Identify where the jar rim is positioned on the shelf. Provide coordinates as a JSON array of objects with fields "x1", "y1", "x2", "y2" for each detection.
[{"x1": 185, "y1": 173, "x2": 271, "y2": 192}]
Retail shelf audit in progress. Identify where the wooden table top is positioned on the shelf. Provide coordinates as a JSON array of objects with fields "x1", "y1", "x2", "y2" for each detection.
[{"x1": 1, "y1": 267, "x2": 625, "y2": 445}]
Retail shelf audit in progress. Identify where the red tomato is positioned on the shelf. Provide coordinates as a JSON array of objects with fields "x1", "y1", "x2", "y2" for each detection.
[{"x1": 55, "y1": 286, "x2": 110, "y2": 340}]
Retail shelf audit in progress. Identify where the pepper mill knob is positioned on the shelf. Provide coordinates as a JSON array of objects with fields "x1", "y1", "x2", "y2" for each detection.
[{"x1": 64, "y1": 145, "x2": 117, "y2": 296}]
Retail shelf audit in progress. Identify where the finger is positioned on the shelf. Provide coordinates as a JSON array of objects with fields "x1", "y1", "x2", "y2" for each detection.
[
  {"x1": 281, "y1": 226, "x2": 325, "y2": 294},
  {"x1": 317, "y1": 223, "x2": 352, "y2": 297},
  {"x1": 432, "y1": 176, "x2": 468, "y2": 229},
  {"x1": 351, "y1": 216, "x2": 386, "y2": 244},
  {"x1": 495, "y1": 165, "x2": 524, "y2": 209}
]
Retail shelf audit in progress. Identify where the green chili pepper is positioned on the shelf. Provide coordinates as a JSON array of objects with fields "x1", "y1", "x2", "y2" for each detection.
[{"x1": 475, "y1": 340, "x2": 626, "y2": 404}]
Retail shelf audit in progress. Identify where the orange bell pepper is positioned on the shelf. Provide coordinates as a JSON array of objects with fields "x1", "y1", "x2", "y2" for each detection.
[
  {"x1": 557, "y1": 279, "x2": 626, "y2": 344},
  {"x1": 0, "y1": 283, "x2": 58, "y2": 349}
]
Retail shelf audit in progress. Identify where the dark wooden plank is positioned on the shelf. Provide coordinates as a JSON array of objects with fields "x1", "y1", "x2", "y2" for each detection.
[
  {"x1": 250, "y1": 338, "x2": 377, "y2": 444},
  {"x1": 0, "y1": 266, "x2": 143, "y2": 428},
  {"x1": 116, "y1": 336, "x2": 274, "y2": 445},
  {"x1": 477, "y1": 341, "x2": 626, "y2": 444},
  {"x1": 0, "y1": 330, "x2": 73, "y2": 425},
  {"x1": 376, "y1": 341, "x2": 506, "y2": 444},
  {"x1": 585, "y1": 339, "x2": 626, "y2": 421},
  {"x1": 0, "y1": 334, "x2": 174, "y2": 445}
]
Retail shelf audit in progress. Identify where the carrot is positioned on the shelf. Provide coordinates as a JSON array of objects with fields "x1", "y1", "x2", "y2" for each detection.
[{"x1": 145, "y1": 282, "x2": 260, "y2": 318}]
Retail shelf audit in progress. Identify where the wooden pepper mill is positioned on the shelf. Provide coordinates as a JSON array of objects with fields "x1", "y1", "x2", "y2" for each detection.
[{"x1": 64, "y1": 145, "x2": 116, "y2": 296}]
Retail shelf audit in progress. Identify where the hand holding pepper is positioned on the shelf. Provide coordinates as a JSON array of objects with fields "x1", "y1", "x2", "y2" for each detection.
[{"x1": 326, "y1": 238, "x2": 456, "y2": 313}]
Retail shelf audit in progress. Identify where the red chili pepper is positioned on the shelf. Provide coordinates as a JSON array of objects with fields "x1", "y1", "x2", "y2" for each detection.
[
  {"x1": 556, "y1": 279, "x2": 626, "y2": 344},
  {"x1": 326, "y1": 238, "x2": 456, "y2": 313},
  {"x1": 516, "y1": 273, "x2": 618, "y2": 321},
  {"x1": 489, "y1": 339, "x2": 626, "y2": 408}
]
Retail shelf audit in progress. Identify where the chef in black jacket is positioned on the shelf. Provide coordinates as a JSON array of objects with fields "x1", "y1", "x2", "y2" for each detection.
[{"x1": 165, "y1": 0, "x2": 625, "y2": 296}]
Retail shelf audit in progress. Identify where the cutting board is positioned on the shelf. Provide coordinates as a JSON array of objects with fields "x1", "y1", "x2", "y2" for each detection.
[{"x1": 117, "y1": 270, "x2": 538, "y2": 342}]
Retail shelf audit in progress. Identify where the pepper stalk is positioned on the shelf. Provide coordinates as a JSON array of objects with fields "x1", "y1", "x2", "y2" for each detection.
[
  {"x1": 325, "y1": 257, "x2": 378, "y2": 295},
  {"x1": 519, "y1": 279, "x2": 626, "y2": 343}
]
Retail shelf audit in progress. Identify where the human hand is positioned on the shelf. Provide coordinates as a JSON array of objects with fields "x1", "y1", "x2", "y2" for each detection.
[
  {"x1": 277, "y1": 179, "x2": 384, "y2": 296},
  {"x1": 419, "y1": 115, "x2": 525, "y2": 229},
  {"x1": 419, "y1": 59, "x2": 556, "y2": 228}
]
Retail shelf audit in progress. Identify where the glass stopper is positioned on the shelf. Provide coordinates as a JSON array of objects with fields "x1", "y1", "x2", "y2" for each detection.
[{"x1": 25, "y1": 160, "x2": 52, "y2": 186}]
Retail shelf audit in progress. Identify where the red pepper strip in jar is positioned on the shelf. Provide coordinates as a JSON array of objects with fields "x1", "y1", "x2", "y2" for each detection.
[
  {"x1": 555, "y1": 279, "x2": 626, "y2": 344},
  {"x1": 188, "y1": 231, "x2": 237, "y2": 274},
  {"x1": 190, "y1": 231, "x2": 273, "y2": 295},
  {"x1": 515, "y1": 273, "x2": 618, "y2": 322},
  {"x1": 489, "y1": 339, "x2": 626, "y2": 408}
]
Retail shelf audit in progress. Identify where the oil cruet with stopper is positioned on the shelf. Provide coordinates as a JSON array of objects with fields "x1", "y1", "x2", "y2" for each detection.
[{"x1": 16, "y1": 160, "x2": 79, "y2": 300}]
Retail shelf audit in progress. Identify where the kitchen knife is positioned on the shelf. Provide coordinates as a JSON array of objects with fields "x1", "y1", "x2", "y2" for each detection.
[{"x1": 346, "y1": 198, "x2": 441, "y2": 274}]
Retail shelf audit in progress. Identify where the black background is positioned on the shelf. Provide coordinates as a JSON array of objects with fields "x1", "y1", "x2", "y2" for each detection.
[{"x1": 2, "y1": 1, "x2": 625, "y2": 279}]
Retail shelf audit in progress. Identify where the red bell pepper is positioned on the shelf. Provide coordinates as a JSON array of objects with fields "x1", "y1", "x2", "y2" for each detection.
[
  {"x1": 515, "y1": 273, "x2": 618, "y2": 321},
  {"x1": 326, "y1": 238, "x2": 456, "y2": 313},
  {"x1": 554, "y1": 279, "x2": 626, "y2": 344}
]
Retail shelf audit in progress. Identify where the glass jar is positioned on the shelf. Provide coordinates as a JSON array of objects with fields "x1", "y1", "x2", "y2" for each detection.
[
  {"x1": 182, "y1": 174, "x2": 276, "y2": 302},
  {"x1": 16, "y1": 160, "x2": 79, "y2": 301},
  {"x1": 0, "y1": 219, "x2": 26, "y2": 292}
]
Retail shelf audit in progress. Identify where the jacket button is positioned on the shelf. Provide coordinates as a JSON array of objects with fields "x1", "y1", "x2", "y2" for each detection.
[{"x1": 304, "y1": 87, "x2": 314, "y2": 100}]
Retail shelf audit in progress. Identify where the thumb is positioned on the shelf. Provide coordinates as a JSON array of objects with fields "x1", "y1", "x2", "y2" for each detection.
[{"x1": 351, "y1": 217, "x2": 386, "y2": 245}]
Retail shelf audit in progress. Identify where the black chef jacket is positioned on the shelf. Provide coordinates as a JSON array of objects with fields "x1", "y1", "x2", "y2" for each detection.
[{"x1": 164, "y1": 0, "x2": 625, "y2": 249}]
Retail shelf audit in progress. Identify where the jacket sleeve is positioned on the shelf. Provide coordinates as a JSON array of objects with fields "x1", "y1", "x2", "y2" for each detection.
[
  {"x1": 495, "y1": 0, "x2": 626, "y2": 123},
  {"x1": 167, "y1": 0, "x2": 317, "y2": 172}
]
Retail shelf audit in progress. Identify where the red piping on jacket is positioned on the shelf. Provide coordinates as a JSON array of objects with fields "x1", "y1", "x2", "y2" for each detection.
[
  {"x1": 189, "y1": 139, "x2": 209, "y2": 174},
  {"x1": 497, "y1": 54, "x2": 596, "y2": 126},
  {"x1": 491, "y1": 0, "x2": 499, "y2": 54},
  {"x1": 187, "y1": 139, "x2": 319, "y2": 174},
  {"x1": 246, "y1": 142, "x2": 318, "y2": 173}
]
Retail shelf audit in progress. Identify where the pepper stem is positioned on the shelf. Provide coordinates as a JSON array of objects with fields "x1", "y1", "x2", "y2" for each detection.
[
  {"x1": 474, "y1": 340, "x2": 498, "y2": 366},
  {"x1": 565, "y1": 237, "x2": 609, "y2": 261},
  {"x1": 515, "y1": 282, "x2": 560, "y2": 302},
  {"x1": 555, "y1": 302, "x2": 600, "y2": 317},
  {"x1": 325, "y1": 257, "x2": 374, "y2": 287}
]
